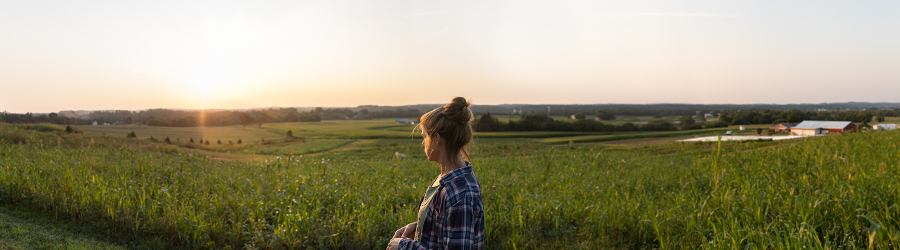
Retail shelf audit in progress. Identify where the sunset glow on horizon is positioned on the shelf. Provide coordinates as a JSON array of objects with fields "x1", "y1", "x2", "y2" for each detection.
[{"x1": 2, "y1": 1, "x2": 899, "y2": 113}]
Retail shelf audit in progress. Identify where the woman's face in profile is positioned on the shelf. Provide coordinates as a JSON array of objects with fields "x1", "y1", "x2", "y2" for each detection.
[{"x1": 421, "y1": 125, "x2": 439, "y2": 161}]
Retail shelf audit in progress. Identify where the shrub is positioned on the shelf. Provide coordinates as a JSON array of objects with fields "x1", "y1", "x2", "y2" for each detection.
[
  {"x1": 703, "y1": 120, "x2": 729, "y2": 129},
  {"x1": 681, "y1": 123, "x2": 704, "y2": 130},
  {"x1": 29, "y1": 124, "x2": 63, "y2": 132}
]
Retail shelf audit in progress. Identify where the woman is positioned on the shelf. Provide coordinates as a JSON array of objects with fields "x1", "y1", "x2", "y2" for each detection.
[{"x1": 387, "y1": 97, "x2": 485, "y2": 250}]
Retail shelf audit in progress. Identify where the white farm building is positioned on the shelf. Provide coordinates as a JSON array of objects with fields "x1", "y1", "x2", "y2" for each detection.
[
  {"x1": 790, "y1": 121, "x2": 857, "y2": 136},
  {"x1": 873, "y1": 124, "x2": 897, "y2": 130}
]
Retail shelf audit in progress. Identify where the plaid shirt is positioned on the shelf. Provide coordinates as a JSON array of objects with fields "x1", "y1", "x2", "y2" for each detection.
[{"x1": 399, "y1": 164, "x2": 485, "y2": 250}]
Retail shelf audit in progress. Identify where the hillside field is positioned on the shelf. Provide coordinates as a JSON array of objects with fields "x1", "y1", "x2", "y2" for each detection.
[{"x1": 1, "y1": 123, "x2": 899, "y2": 249}]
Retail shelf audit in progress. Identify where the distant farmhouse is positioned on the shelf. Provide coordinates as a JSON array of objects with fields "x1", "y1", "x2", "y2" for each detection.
[
  {"x1": 769, "y1": 123, "x2": 795, "y2": 133},
  {"x1": 790, "y1": 121, "x2": 857, "y2": 136}
]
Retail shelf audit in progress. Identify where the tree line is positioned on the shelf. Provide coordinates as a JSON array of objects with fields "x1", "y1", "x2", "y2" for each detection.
[
  {"x1": 474, "y1": 113, "x2": 717, "y2": 132},
  {"x1": 717, "y1": 109, "x2": 892, "y2": 127},
  {"x1": 0, "y1": 108, "x2": 421, "y2": 127},
  {"x1": 5, "y1": 106, "x2": 897, "y2": 129}
]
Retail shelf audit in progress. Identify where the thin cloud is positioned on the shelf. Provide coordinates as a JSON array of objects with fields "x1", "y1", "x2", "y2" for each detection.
[
  {"x1": 617, "y1": 12, "x2": 741, "y2": 18},
  {"x1": 403, "y1": 2, "x2": 498, "y2": 18},
  {"x1": 404, "y1": 8, "x2": 462, "y2": 18}
]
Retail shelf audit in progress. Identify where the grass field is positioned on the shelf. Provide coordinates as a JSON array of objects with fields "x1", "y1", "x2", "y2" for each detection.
[
  {"x1": 878, "y1": 116, "x2": 900, "y2": 123},
  {"x1": 539, "y1": 127, "x2": 732, "y2": 144},
  {"x1": 0, "y1": 204, "x2": 170, "y2": 250},
  {"x1": 74, "y1": 124, "x2": 286, "y2": 143},
  {"x1": 2, "y1": 123, "x2": 900, "y2": 249},
  {"x1": 492, "y1": 115, "x2": 697, "y2": 124}
]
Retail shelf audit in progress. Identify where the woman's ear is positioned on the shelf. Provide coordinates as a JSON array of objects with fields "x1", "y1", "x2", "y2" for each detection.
[{"x1": 432, "y1": 133, "x2": 442, "y2": 145}]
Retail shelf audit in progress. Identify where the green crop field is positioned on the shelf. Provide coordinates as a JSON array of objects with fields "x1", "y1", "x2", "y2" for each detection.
[
  {"x1": 74, "y1": 124, "x2": 287, "y2": 143},
  {"x1": 539, "y1": 128, "x2": 734, "y2": 144},
  {"x1": 1, "y1": 123, "x2": 899, "y2": 249}
]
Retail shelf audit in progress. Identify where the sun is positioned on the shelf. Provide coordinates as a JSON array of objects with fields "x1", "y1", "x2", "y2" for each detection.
[{"x1": 186, "y1": 54, "x2": 236, "y2": 105}]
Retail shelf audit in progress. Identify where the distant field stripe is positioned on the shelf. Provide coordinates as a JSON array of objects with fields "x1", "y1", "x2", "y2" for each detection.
[{"x1": 540, "y1": 129, "x2": 729, "y2": 144}]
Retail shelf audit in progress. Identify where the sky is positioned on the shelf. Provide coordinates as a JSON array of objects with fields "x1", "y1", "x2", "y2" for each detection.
[{"x1": 1, "y1": 0, "x2": 899, "y2": 113}]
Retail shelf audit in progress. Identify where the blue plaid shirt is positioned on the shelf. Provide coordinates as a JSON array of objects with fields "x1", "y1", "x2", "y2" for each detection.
[{"x1": 399, "y1": 164, "x2": 485, "y2": 250}]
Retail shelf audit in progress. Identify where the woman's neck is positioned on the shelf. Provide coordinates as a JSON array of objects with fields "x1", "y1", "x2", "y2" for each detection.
[{"x1": 437, "y1": 157, "x2": 466, "y2": 176}]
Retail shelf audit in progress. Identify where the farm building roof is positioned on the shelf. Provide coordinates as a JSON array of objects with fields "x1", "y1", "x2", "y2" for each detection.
[
  {"x1": 793, "y1": 121, "x2": 854, "y2": 129},
  {"x1": 773, "y1": 123, "x2": 795, "y2": 128}
]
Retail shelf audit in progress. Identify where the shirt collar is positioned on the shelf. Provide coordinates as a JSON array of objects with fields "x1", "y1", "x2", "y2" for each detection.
[{"x1": 438, "y1": 162, "x2": 473, "y2": 186}]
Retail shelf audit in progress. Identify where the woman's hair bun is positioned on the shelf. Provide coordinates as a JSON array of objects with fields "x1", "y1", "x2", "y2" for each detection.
[{"x1": 442, "y1": 97, "x2": 472, "y2": 123}]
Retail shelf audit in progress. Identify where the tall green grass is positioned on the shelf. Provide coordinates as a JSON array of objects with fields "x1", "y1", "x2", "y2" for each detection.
[{"x1": 1, "y1": 124, "x2": 898, "y2": 249}]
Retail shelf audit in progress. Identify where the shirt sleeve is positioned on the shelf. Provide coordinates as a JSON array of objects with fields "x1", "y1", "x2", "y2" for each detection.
[
  {"x1": 441, "y1": 196, "x2": 483, "y2": 250},
  {"x1": 398, "y1": 238, "x2": 428, "y2": 250},
  {"x1": 398, "y1": 197, "x2": 483, "y2": 250}
]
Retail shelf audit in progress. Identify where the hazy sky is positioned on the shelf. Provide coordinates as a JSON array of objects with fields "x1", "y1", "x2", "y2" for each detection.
[{"x1": 2, "y1": 1, "x2": 899, "y2": 113}]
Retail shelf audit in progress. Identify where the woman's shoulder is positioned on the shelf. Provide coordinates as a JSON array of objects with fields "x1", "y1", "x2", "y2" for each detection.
[{"x1": 440, "y1": 166, "x2": 482, "y2": 206}]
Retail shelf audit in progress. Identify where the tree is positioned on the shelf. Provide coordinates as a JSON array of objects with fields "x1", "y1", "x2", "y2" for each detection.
[
  {"x1": 284, "y1": 112, "x2": 299, "y2": 122},
  {"x1": 644, "y1": 119, "x2": 675, "y2": 131},
  {"x1": 855, "y1": 112, "x2": 873, "y2": 123},
  {"x1": 237, "y1": 139, "x2": 242, "y2": 144},
  {"x1": 190, "y1": 138, "x2": 194, "y2": 143},
  {"x1": 217, "y1": 139, "x2": 222, "y2": 145},
  {"x1": 260, "y1": 112, "x2": 271, "y2": 124},
  {"x1": 125, "y1": 116, "x2": 133, "y2": 124},
  {"x1": 620, "y1": 122, "x2": 637, "y2": 131},
  {"x1": 66, "y1": 125, "x2": 73, "y2": 133},
  {"x1": 127, "y1": 131, "x2": 137, "y2": 138},
  {"x1": 238, "y1": 112, "x2": 253, "y2": 129},
  {"x1": 165, "y1": 136, "x2": 171, "y2": 143},
  {"x1": 595, "y1": 110, "x2": 615, "y2": 121},
  {"x1": 476, "y1": 113, "x2": 502, "y2": 132},
  {"x1": 574, "y1": 113, "x2": 585, "y2": 120},
  {"x1": 678, "y1": 115, "x2": 695, "y2": 126},
  {"x1": 703, "y1": 120, "x2": 729, "y2": 128},
  {"x1": 287, "y1": 130, "x2": 294, "y2": 137},
  {"x1": 205, "y1": 140, "x2": 210, "y2": 145},
  {"x1": 786, "y1": 114, "x2": 800, "y2": 123},
  {"x1": 49, "y1": 113, "x2": 58, "y2": 118}
]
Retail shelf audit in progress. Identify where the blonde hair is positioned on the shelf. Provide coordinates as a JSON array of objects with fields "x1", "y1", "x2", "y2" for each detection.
[{"x1": 417, "y1": 97, "x2": 474, "y2": 161}]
